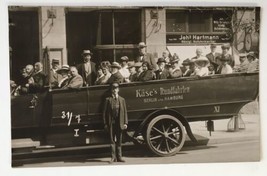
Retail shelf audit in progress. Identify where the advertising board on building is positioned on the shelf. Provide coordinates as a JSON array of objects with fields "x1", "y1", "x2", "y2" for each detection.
[{"x1": 166, "y1": 34, "x2": 231, "y2": 44}]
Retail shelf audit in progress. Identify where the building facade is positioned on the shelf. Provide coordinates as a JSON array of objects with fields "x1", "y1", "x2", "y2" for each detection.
[{"x1": 9, "y1": 6, "x2": 260, "y2": 82}]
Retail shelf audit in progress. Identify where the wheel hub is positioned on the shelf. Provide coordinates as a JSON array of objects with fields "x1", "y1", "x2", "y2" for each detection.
[{"x1": 163, "y1": 132, "x2": 168, "y2": 138}]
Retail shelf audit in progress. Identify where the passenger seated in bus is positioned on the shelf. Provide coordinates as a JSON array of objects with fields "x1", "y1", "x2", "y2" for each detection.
[
  {"x1": 119, "y1": 56, "x2": 130, "y2": 80},
  {"x1": 139, "y1": 62, "x2": 154, "y2": 81},
  {"x1": 15, "y1": 67, "x2": 32, "y2": 94},
  {"x1": 235, "y1": 53, "x2": 249, "y2": 72},
  {"x1": 25, "y1": 64, "x2": 34, "y2": 77},
  {"x1": 76, "y1": 50, "x2": 96, "y2": 86},
  {"x1": 247, "y1": 52, "x2": 259, "y2": 72},
  {"x1": 191, "y1": 48, "x2": 203, "y2": 60},
  {"x1": 208, "y1": 64, "x2": 215, "y2": 75},
  {"x1": 107, "y1": 62, "x2": 124, "y2": 84},
  {"x1": 162, "y1": 50, "x2": 171, "y2": 63},
  {"x1": 28, "y1": 62, "x2": 47, "y2": 93},
  {"x1": 154, "y1": 58, "x2": 170, "y2": 80},
  {"x1": 193, "y1": 56, "x2": 210, "y2": 77},
  {"x1": 206, "y1": 44, "x2": 221, "y2": 71},
  {"x1": 169, "y1": 58, "x2": 182, "y2": 78},
  {"x1": 56, "y1": 65, "x2": 70, "y2": 88},
  {"x1": 95, "y1": 65, "x2": 106, "y2": 85},
  {"x1": 181, "y1": 59, "x2": 192, "y2": 77},
  {"x1": 165, "y1": 62, "x2": 172, "y2": 73},
  {"x1": 219, "y1": 43, "x2": 235, "y2": 68},
  {"x1": 125, "y1": 62, "x2": 136, "y2": 83},
  {"x1": 49, "y1": 58, "x2": 62, "y2": 88},
  {"x1": 189, "y1": 60, "x2": 199, "y2": 77},
  {"x1": 132, "y1": 62, "x2": 144, "y2": 81},
  {"x1": 101, "y1": 65, "x2": 111, "y2": 84},
  {"x1": 135, "y1": 42, "x2": 157, "y2": 70},
  {"x1": 217, "y1": 55, "x2": 233, "y2": 74},
  {"x1": 63, "y1": 66, "x2": 83, "y2": 89}
]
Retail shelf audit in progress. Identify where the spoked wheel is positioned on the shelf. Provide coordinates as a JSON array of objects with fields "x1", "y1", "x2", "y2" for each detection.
[{"x1": 146, "y1": 115, "x2": 185, "y2": 157}]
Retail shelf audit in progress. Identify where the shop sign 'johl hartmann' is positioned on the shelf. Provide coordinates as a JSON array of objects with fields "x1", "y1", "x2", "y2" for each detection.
[
  {"x1": 136, "y1": 85, "x2": 190, "y2": 103},
  {"x1": 167, "y1": 34, "x2": 231, "y2": 44}
]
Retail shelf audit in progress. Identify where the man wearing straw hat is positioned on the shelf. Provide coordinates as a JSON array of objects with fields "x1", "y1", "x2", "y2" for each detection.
[
  {"x1": 135, "y1": 42, "x2": 157, "y2": 70},
  {"x1": 77, "y1": 50, "x2": 96, "y2": 86}
]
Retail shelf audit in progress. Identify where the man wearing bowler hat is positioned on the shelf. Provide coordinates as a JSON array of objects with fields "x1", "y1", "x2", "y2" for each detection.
[
  {"x1": 49, "y1": 58, "x2": 62, "y2": 88},
  {"x1": 135, "y1": 42, "x2": 157, "y2": 70},
  {"x1": 103, "y1": 83, "x2": 128, "y2": 163},
  {"x1": 154, "y1": 58, "x2": 170, "y2": 80},
  {"x1": 77, "y1": 50, "x2": 96, "y2": 86}
]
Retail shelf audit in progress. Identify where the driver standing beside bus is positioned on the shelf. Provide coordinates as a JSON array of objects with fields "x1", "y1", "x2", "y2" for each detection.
[{"x1": 103, "y1": 83, "x2": 128, "y2": 163}]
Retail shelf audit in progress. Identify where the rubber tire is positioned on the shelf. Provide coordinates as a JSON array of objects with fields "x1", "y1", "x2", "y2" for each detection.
[{"x1": 146, "y1": 115, "x2": 185, "y2": 157}]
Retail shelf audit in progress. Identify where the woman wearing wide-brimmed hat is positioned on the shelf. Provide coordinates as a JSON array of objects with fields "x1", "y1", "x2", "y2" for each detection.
[{"x1": 193, "y1": 56, "x2": 210, "y2": 77}]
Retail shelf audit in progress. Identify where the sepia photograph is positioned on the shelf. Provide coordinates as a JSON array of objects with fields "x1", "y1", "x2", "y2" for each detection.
[{"x1": 1, "y1": 0, "x2": 267, "y2": 176}]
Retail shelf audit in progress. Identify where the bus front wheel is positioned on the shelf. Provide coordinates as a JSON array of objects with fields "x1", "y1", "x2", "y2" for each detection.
[{"x1": 146, "y1": 115, "x2": 185, "y2": 157}]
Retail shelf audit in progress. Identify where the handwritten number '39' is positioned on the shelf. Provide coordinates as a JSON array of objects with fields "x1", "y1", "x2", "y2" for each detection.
[{"x1": 61, "y1": 111, "x2": 81, "y2": 126}]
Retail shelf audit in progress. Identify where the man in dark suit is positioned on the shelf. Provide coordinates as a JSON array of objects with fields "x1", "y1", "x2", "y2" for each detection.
[
  {"x1": 107, "y1": 62, "x2": 124, "y2": 84},
  {"x1": 103, "y1": 83, "x2": 128, "y2": 163},
  {"x1": 154, "y1": 58, "x2": 170, "y2": 80},
  {"x1": 206, "y1": 44, "x2": 221, "y2": 71},
  {"x1": 49, "y1": 58, "x2": 62, "y2": 88},
  {"x1": 76, "y1": 50, "x2": 96, "y2": 86},
  {"x1": 220, "y1": 43, "x2": 235, "y2": 68},
  {"x1": 140, "y1": 62, "x2": 154, "y2": 81},
  {"x1": 28, "y1": 62, "x2": 47, "y2": 93},
  {"x1": 135, "y1": 42, "x2": 157, "y2": 70},
  {"x1": 125, "y1": 62, "x2": 136, "y2": 83}
]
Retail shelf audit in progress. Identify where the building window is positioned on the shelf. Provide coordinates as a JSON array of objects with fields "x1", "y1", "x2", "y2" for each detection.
[
  {"x1": 188, "y1": 11, "x2": 211, "y2": 32},
  {"x1": 114, "y1": 11, "x2": 141, "y2": 44},
  {"x1": 166, "y1": 9, "x2": 232, "y2": 44},
  {"x1": 166, "y1": 10, "x2": 212, "y2": 33},
  {"x1": 166, "y1": 11, "x2": 186, "y2": 33},
  {"x1": 96, "y1": 10, "x2": 141, "y2": 62}
]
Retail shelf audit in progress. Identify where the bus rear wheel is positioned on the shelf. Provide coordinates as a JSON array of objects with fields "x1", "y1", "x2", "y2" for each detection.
[{"x1": 146, "y1": 115, "x2": 185, "y2": 157}]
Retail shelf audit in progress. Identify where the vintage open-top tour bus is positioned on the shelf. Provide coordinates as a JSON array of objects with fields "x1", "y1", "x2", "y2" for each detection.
[{"x1": 11, "y1": 72, "x2": 259, "y2": 157}]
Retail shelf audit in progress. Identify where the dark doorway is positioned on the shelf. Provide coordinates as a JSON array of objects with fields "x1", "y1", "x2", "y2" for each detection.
[
  {"x1": 66, "y1": 11, "x2": 98, "y2": 66},
  {"x1": 9, "y1": 9, "x2": 40, "y2": 83}
]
